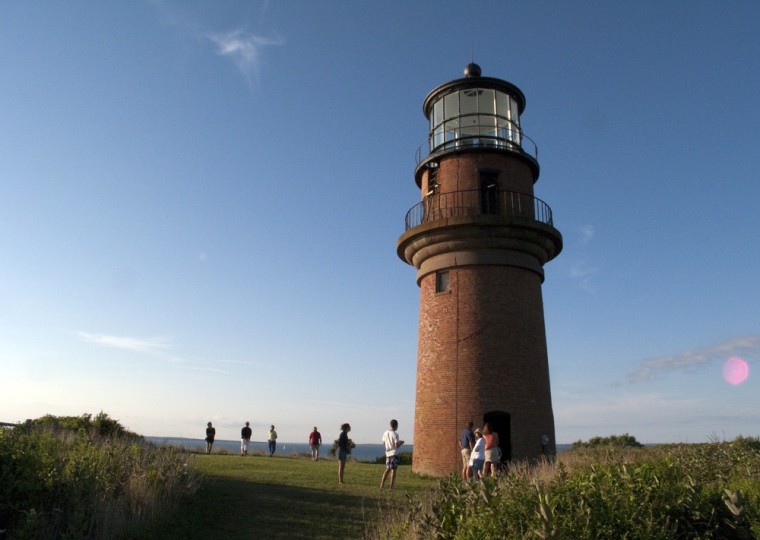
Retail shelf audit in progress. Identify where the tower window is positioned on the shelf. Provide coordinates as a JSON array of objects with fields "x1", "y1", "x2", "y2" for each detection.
[{"x1": 435, "y1": 270, "x2": 450, "y2": 293}]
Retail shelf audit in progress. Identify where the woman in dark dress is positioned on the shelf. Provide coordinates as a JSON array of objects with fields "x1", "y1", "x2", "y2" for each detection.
[
  {"x1": 337, "y1": 423, "x2": 351, "y2": 484},
  {"x1": 205, "y1": 422, "x2": 216, "y2": 454}
]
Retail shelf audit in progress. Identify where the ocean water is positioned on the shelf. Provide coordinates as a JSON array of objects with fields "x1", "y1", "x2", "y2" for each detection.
[
  {"x1": 147, "y1": 436, "x2": 570, "y2": 460},
  {"x1": 146, "y1": 436, "x2": 398, "y2": 463}
]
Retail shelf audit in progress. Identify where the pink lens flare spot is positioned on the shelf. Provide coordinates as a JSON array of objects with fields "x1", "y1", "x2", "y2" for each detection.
[{"x1": 723, "y1": 356, "x2": 749, "y2": 385}]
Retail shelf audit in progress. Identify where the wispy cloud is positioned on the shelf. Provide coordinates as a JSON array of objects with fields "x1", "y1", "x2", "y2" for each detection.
[
  {"x1": 569, "y1": 260, "x2": 598, "y2": 291},
  {"x1": 151, "y1": 2, "x2": 283, "y2": 84},
  {"x1": 579, "y1": 224, "x2": 594, "y2": 244},
  {"x1": 77, "y1": 332, "x2": 170, "y2": 355},
  {"x1": 77, "y1": 332, "x2": 232, "y2": 374},
  {"x1": 207, "y1": 29, "x2": 283, "y2": 83},
  {"x1": 564, "y1": 224, "x2": 598, "y2": 290},
  {"x1": 628, "y1": 335, "x2": 760, "y2": 383},
  {"x1": 556, "y1": 392, "x2": 701, "y2": 428},
  {"x1": 554, "y1": 390, "x2": 760, "y2": 443}
]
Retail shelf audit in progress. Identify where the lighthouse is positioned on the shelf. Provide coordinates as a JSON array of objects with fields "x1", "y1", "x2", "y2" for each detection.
[{"x1": 397, "y1": 64, "x2": 562, "y2": 477}]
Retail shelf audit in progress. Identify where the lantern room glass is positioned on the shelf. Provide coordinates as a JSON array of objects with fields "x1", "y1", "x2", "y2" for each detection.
[{"x1": 429, "y1": 88, "x2": 521, "y2": 153}]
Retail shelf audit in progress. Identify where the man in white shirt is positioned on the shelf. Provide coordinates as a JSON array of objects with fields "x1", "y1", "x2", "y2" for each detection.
[{"x1": 380, "y1": 419, "x2": 405, "y2": 489}]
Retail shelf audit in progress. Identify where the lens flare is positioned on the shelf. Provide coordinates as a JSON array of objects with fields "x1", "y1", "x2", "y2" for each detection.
[{"x1": 723, "y1": 356, "x2": 749, "y2": 385}]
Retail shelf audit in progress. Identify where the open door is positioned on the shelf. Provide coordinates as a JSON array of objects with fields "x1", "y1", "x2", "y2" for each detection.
[{"x1": 483, "y1": 411, "x2": 511, "y2": 463}]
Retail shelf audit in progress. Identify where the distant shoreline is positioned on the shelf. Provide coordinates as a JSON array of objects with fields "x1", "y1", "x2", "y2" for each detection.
[
  {"x1": 146, "y1": 436, "x2": 401, "y2": 462},
  {"x1": 147, "y1": 436, "x2": 574, "y2": 460}
]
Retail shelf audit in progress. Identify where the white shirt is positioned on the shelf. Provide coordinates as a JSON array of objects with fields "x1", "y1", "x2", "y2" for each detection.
[
  {"x1": 382, "y1": 429, "x2": 400, "y2": 457},
  {"x1": 469, "y1": 436, "x2": 486, "y2": 464}
]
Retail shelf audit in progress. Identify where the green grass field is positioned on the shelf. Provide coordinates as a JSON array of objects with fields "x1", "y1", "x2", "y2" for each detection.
[{"x1": 142, "y1": 453, "x2": 436, "y2": 540}]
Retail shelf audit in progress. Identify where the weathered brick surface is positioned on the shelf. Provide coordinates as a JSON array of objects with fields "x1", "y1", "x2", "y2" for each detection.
[
  {"x1": 423, "y1": 152, "x2": 535, "y2": 198},
  {"x1": 406, "y1": 146, "x2": 560, "y2": 477},
  {"x1": 412, "y1": 265, "x2": 556, "y2": 476}
]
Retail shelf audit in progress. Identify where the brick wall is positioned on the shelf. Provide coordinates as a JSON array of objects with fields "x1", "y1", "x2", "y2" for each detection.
[{"x1": 413, "y1": 264, "x2": 556, "y2": 476}]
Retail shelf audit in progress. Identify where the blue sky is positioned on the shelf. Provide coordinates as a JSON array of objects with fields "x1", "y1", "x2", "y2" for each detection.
[{"x1": 2, "y1": 1, "x2": 759, "y2": 445}]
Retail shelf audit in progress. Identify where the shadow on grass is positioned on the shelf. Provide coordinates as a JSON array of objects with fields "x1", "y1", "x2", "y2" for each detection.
[{"x1": 143, "y1": 475, "x2": 390, "y2": 540}]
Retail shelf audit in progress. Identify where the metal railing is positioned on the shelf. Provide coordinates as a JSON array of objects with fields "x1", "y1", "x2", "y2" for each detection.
[
  {"x1": 404, "y1": 189, "x2": 554, "y2": 231},
  {"x1": 415, "y1": 126, "x2": 539, "y2": 164}
]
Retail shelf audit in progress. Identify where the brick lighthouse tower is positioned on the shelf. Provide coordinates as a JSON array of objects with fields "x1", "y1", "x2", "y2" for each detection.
[{"x1": 397, "y1": 64, "x2": 562, "y2": 477}]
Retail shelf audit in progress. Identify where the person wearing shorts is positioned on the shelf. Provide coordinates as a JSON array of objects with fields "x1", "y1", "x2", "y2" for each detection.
[
  {"x1": 460, "y1": 421, "x2": 475, "y2": 480},
  {"x1": 469, "y1": 427, "x2": 485, "y2": 480},
  {"x1": 337, "y1": 423, "x2": 351, "y2": 484},
  {"x1": 483, "y1": 422, "x2": 500, "y2": 477},
  {"x1": 380, "y1": 419, "x2": 405, "y2": 489},
  {"x1": 309, "y1": 426, "x2": 322, "y2": 461}
]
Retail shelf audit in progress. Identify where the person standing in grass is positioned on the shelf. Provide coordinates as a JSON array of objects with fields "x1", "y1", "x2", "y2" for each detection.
[
  {"x1": 309, "y1": 426, "x2": 322, "y2": 461},
  {"x1": 460, "y1": 421, "x2": 475, "y2": 480},
  {"x1": 380, "y1": 419, "x2": 405, "y2": 489},
  {"x1": 205, "y1": 422, "x2": 216, "y2": 454},
  {"x1": 468, "y1": 427, "x2": 485, "y2": 480},
  {"x1": 241, "y1": 421, "x2": 252, "y2": 456},
  {"x1": 482, "y1": 422, "x2": 500, "y2": 477},
  {"x1": 268, "y1": 425, "x2": 277, "y2": 456},
  {"x1": 337, "y1": 423, "x2": 351, "y2": 484}
]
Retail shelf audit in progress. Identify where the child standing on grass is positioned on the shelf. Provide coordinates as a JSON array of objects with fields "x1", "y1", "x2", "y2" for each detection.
[
  {"x1": 380, "y1": 419, "x2": 404, "y2": 489},
  {"x1": 337, "y1": 423, "x2": 351, "y2": 484}
]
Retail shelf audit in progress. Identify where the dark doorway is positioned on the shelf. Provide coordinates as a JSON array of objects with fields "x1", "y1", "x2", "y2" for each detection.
[
  {"x1": 479, "y1": 172, "x2": 500, "y2": 215},
  {"x1": 483, "y1": 411, "x2": 511, "y2": 463}
]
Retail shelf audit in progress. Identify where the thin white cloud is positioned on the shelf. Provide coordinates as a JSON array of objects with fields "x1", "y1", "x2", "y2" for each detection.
[
  {"x1": 554, "y1": 391, "x2": 760, "y2": 443},
  {"x1": 77, "y1": 332, "x2": 170, "y2": 355},
  {"x1": 568, "y1": 260, "x2": 598, "y2": 291},
  {"x1": 579, "y1": 224, "x2": 594, "y2": 244},
  {"x1": 76, "y1": 332, "x2": 232, "y2": 374},
  {"x1": 207, "y1": 29, "x2": 283, "y2": 83},
  {"x1": 556, "y1": 392, "x2": 701, "y2": 428},
  {"x1": 150, "y1": 2, "x2": 283, "y2": 84},
  {"x1": 569, "y1": 261, "x2": 596, "y2": 279},
  {"x1": 628, "y1": 335, "x2": 760, "y2": 383}
]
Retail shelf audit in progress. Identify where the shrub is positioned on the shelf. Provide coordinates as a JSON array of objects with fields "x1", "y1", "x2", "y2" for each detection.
[
  {"x1": 571, "y1": 433, "x2": 643, "y2": 450},
  {"x1": 370, "y1": 437, "x2": 760, "y2": 539},
  {"x1": 0, "y1": 413, "x2": 199, "y2": 539},
  {"x1": 374, "y1": 452, "x2": 413, "y2": 465},
  {"x1": 328, "y1": 438, "x2": 356, "y2": 457}
]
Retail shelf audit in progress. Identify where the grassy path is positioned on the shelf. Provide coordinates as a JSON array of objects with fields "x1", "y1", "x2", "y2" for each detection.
[{"x1": 143, "y1": 453, "x2": 436, "y2": 539}]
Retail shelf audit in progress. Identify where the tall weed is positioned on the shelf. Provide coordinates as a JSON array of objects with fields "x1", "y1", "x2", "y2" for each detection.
[
  {"x1": 0, "y1": 424, "x2": 199, "y2": 539},
  {"x1": 370, "y1": 437, "x2": 760, "y2": 539}
]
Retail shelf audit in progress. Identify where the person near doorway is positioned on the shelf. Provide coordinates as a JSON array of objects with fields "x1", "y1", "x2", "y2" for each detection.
[
  {"x1": 469, "y1": 427, "x2": 486, "y2": 480},
  {"x1": 482, "y1": 422, "x2": 500, "y2": 477},
  {"x1": 460, "y1": 421, "x2": 475, "y2": 480}
]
